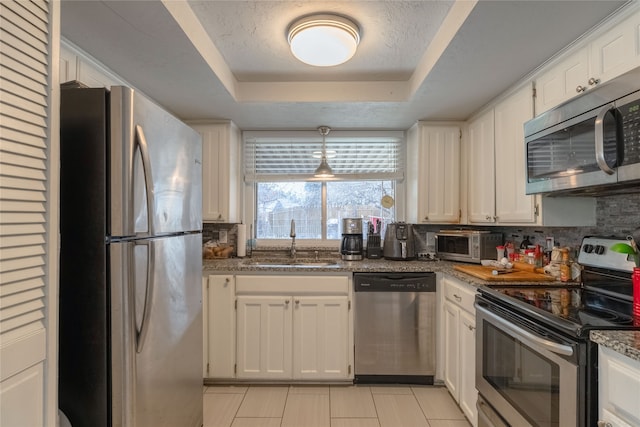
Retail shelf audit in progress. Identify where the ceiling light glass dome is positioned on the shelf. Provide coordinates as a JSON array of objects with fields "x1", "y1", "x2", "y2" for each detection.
[{"x1": 287, "y1": 14, "x2": 360, "y2": 67}]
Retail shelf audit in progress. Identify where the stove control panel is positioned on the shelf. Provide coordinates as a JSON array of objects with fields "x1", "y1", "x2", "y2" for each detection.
[{"x1": 577, "y1": 237, "x2": 635, "y2": 272}]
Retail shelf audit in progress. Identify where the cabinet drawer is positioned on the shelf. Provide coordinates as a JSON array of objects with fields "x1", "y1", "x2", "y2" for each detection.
[
  {"x1": 236, "y1": 275, "x2": 350, "y2": 295},
  {"x1": 444, "y1": 277, "x2": 477, "y2": 313}
]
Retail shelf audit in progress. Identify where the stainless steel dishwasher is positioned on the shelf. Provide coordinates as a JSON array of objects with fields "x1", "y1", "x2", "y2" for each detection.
[{"x1": 354, "y1": 272, "x2": 436, "y2": 384}]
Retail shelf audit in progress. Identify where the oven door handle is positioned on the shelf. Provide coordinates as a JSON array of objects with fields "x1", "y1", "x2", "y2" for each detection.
[{"x1": 477, "y1": 304, "x2": 574, "y2": 357}]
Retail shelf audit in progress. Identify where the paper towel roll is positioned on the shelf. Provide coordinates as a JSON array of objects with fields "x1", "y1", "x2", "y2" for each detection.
[{"x1": 236, "y1": 224, "x2": 247, "y2": 257}]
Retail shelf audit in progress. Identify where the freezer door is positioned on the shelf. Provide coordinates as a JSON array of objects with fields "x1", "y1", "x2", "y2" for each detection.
[
  {"x1": 110, "y1": 86, "x2": 202, "y2": 237},
  {"x1": 110, "y1": 233, "x2": 203, "y2": 427}
]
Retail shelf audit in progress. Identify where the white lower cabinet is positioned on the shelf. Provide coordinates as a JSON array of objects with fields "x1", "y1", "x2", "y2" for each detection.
[
  {"x1": 292, "y1": 296, "x2": 350, "y2": 380},
  {"x1": 205, "y1": 274, "x2": 353, "y2": 382},
  {"x1": 442, "y1": 274, "x2": 478, "y2": 427},
  {"x1": 236, "y1": 294, "x2": 350, "y2": 380},
  {"x1": 206, "y1": 275, "x2": 236, "y2": 379},
  {"x1": 458, "y1": 310, "x2": 477, "y2": 425},
  {"x1": 236, "y1": 295, "x2": 293, "y2": 379},
  {"x1": 598, "y1": 345, "x2": 640, "y2": 427}
]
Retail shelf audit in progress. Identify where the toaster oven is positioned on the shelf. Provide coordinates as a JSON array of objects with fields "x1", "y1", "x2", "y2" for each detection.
[{"x1": 435, "y1": 230, "x2": 503, "y2": 264}]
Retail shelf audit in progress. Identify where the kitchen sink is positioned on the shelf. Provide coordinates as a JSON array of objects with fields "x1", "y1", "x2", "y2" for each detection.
[{"x1": 242, "y1": 259, "x2": 340, "y2": 268}]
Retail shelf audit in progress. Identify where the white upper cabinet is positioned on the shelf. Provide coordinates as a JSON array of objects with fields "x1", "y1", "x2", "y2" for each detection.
[
  {"x1": 467, "y1": 109, "x2": 496, "y2": 223},
  {"x1": 494, "y1": 84, "x2": 536, "y2": 224},
  {"x1": 407, "y1": 122, "x2": 461, "y2": 224},
  {"x1": 535, "y1": 6, "x2": 640, "y2": 114},
  {"x1": 60, "y1": 41, "x2": 124, "y2": 88},
  {"x1": 535, "y1": 47, "x2": 590, "y2": 114},
  {"x1": 466, "y1": 85, "x2": 596, "y2": 226},
  {"x1": 190, "y1": 121, "x2": 241, "y2": 222},
  {"x1": 467, "y1": 85, "x2": 536, "y2": 225},
  {"x1": 589, "y1": 9, "x2": 640, "y2": 85}
]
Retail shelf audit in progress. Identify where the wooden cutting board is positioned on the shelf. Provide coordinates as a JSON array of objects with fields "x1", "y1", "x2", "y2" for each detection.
[{"x1": 453, "y1": 264, "x2": 556, "y2": 282}]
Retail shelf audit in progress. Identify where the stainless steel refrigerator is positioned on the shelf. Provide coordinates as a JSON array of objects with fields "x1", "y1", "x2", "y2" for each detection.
[{"x1": 59, "y1": 85, "x2": 203, "y2": 427}]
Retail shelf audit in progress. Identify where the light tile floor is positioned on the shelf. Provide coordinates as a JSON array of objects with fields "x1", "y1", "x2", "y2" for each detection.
[{"x1": 203, "y1": 384, "x2": 471, "y2": 427}]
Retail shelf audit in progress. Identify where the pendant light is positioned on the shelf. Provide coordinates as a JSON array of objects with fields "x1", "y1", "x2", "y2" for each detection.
[{"x1": 314, "y1": 126, "x2": 334, "y2": 178}]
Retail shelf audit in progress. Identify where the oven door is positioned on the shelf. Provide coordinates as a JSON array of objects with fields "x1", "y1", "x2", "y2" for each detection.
[{"x1": 475, "y1": 301, "x2": 579, "y2": 427}]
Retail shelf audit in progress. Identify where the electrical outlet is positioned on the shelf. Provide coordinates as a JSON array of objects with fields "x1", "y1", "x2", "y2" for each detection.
[
  {"x1": 545, "y1": 236, "x2": 555, "y2": 250},
  {"x1": 219, "y1": 230, "x2": 228, "y2": 244}
]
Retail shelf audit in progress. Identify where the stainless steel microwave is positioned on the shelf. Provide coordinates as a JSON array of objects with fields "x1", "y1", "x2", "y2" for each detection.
[
  {"x1": 524, "y1": 66, "x2": 640, "y2": 195},
  {"x1": 435, "y1": 230, "x2": 502, "y2": 264}
]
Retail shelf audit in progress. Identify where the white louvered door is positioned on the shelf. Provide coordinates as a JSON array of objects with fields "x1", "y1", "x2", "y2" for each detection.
[{"x1": 0, "y1": 1, "x2": 57, "y2": 426}]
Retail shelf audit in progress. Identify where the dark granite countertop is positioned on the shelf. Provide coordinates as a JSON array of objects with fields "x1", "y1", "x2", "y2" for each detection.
[
  {"x1": 202, "y1": 256, "x2": 564, "y2": 288},
  {"x1": 203, "y1": 256, "x2": 456, "y2": 274},
  {"x1": 590, "y1": 330, "x2": 640, "y2": 362}
]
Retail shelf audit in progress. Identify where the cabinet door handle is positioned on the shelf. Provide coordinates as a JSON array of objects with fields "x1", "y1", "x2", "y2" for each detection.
[
  {"x1": 467, "y1": 324, "x2": 476, "y2": 331},
  {"x1": 453, "y1": 294, "x2": 462, "y2": 301},
  {"x1": 596, "y1": 421, "x2": 612, "y2": 427},
  {"x1": 224, "y1": 278, "x2": 230, "y2": 285},
  {"x1": 295, "y1": 300, "x2": 300, "y2": 305},
  {"x1": 588, "y1": 77, "x2": 601, "y2": 86},
  {"x1": 424, "y1": 216, "x2": 429, "y2": 221},
  {"x1": 576, "y1": 85, "x2": 587, "y2": 93},
  {"x1": 285, "y1": 300, "x2": 290, "y2": 305}
]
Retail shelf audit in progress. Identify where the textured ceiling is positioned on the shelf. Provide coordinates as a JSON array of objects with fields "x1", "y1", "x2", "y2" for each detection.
[{"x1": 60, "y1": 0, "x2": 628, "y2": 130}]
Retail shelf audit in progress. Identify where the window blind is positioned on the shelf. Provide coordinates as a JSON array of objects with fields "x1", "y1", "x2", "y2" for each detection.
[
  {"x1": 244, "y1": 131, "x2": 405, "y2": 182},
  {"x1": 0, "y1": 0, "x2": 49, "y2": 352}
]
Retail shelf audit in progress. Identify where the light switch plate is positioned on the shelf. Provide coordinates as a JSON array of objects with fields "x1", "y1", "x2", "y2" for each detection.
[{"x1": 219, "y1": 230, "x2": 228, "y2": 244}]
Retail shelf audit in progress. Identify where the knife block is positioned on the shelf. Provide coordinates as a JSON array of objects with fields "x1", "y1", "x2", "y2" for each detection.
[{"x1": 367, "y1": 234, "x2": 382, "y2": 259}]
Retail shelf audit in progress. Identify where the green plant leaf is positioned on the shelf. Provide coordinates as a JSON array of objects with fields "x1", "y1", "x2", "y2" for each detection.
[{"x1": 610, "y1": 243, "x2": 637, "y2": 254}]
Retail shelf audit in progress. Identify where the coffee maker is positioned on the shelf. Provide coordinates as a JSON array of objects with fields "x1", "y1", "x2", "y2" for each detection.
[{"x1": 340, "y1": 218, "x2": 363, "y2": 261}]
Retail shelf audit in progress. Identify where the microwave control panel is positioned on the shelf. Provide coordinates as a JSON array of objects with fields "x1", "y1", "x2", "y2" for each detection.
[{"x1": 620, "y1": 97, "x2": 640, "y2": 164}]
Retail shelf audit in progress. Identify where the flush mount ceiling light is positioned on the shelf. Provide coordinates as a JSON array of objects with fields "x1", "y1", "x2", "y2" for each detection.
[
  {"x1": 287, "y1": 14, "x2": 360, "y2": 67},
  {"x1": 314, "y1": 126, "x2": 334, "y2": 178}
]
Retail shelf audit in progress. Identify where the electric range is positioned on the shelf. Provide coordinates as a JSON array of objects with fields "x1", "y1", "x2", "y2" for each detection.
[{"x1": 475, "y1": 236, "x2": 639, "y2": 427}]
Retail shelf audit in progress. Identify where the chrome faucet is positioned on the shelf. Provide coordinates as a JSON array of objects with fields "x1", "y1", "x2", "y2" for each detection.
[{"x1": 290, "y1": 219, "x2": 296, "y2": 259}]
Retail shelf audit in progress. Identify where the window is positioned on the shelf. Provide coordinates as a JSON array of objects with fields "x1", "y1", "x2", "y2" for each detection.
[{"x1": 244, "y1": 131, "x2": 404, "y2": 241}]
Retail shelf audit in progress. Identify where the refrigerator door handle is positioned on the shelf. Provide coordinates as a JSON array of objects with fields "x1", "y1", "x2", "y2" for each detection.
[
  {"x1": 135, "y1": 124, "x2": 155, "y2": 236},
  {"x1": 135, "y1": 239, "x2": 156, "y2": 353}
]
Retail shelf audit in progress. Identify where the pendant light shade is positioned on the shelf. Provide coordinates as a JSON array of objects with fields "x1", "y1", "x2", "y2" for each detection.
[
  {"x1": 288, "y1": 14, "x2": 360, "y2": 67},
  {"x1": 314, "y1": 126, "x2": 334, "y2": 178}
]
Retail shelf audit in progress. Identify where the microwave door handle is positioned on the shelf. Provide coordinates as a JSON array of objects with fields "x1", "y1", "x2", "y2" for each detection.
[
  {"x1": 595, "y1": 104, "x2": 616, "y2": 175},
  {"x1": 477, "y1": 304, "x2": 574, "y2": 357}
]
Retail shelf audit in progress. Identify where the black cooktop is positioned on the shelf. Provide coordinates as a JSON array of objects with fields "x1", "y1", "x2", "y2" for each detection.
[{"x1": 478, "y1": 284, "x2": 636, "y2": 338}]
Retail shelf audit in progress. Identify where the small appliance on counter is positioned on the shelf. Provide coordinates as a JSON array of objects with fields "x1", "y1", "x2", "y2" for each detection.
[
  {"x1": 341, "y1": 218, "x2": 363, "y2": 260},
  {"x1": 383, "y1": 222, "x2": 416, "y2": 260},
  {"x1": 366, "y1": 217, "x2": 382, "y2": 259},
  {"x1": 435, "y1": 229, "x2": 502, "y2": 263}
]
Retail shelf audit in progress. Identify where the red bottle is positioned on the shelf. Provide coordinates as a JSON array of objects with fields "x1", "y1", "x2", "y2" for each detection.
[{"x1": 633, "y1": 267, "x2": 640, "y2": 326}]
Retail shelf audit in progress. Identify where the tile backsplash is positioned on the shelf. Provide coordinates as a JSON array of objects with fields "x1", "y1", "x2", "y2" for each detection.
[
  {"x1": 414, "y1": 193, "x2": 640, "y2": 254},
  {"x1": 203, "y1": 193, "x2": 640, "y2": 256}
]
